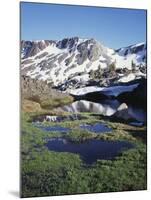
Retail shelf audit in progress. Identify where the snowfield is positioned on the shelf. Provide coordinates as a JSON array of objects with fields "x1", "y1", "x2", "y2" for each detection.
[
  {"x1": 21, "y1": 37, "x2": 146, "y2": 88},
  {"x1": 69, "y1": 83, "x2": 139, "y2": 97}
]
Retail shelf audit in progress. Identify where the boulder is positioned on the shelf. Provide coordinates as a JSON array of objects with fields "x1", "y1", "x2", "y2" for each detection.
[
  {"x1": 113, "y1": 103, "x2": 132, "y2": 120},
  {"x1": 117, "y1": 103, "x2": 128, "y2": 111}
]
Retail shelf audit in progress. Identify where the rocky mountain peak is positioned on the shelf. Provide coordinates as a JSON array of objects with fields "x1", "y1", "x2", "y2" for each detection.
[
  {"x1": 56, "y1": 37, "x2": 79, "y2": 49},
  {"x1": 21, "y1": 37, "x2": 146, "y2": 90},
  {"x1": 116, "y1": 42, "x2": 146, "y2": 56},
  {"x1": 21, "y1": 40, "x2": 56, "y2": 58}
]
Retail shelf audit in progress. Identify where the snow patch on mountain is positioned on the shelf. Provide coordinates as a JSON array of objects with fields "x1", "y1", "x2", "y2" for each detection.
[
  {"x1": 69, "y1": 83, "x2": 139, "y2": 97},
  {"x1": 21, "y1": 37, "x2": 146, "y2": 89},
  {"x1": 118, "y1": 73, "x2": 136, "y2": 83}
]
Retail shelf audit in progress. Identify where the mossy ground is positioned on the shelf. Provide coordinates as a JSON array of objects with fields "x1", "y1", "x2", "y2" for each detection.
[{"x1": 21, "y1": 108, "x2": 147, "y2": 197}]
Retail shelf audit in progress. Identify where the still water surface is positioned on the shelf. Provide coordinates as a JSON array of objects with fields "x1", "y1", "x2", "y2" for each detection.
[{"x1": 46, "y1": 137, "x2": 134, "y2": 164}]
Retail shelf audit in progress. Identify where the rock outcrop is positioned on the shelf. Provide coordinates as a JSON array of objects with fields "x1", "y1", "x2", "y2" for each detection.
[
  {"x1": 21, "y1": 76, "x2": 73, "y2": 109},
  {"x1": 112, "y1": 103, "x2": 132, "y2": 121},
  {"x1": 21, "y1": 37, "x2": 146, "y2": 90}
]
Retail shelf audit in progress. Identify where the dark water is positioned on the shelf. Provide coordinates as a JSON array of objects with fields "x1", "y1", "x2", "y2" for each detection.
[
  {"x1": 62, "y1": 100, "x2": 146, "y2": 122},
  {"x1": 33, "y1": 123, "x2": 70, "y2": 133},
  {"x1": 33, "y1": 122, "x2": 112, "y2": 134},
  {"x1": 46, "y1": 138, "x2": 134, "y2": 164},
  {"x1": 129, "y1": 122, "x2": 144, "y2": 127},
  {"x1": 80, "y1": 123, "x2": 112, "y2": 133}
]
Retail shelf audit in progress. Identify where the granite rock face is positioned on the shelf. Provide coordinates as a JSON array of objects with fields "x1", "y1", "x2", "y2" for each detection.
[
  {"x1": 56, "y1": 37, "x2": 79, "y2": 50},
  {"x1": 21, "y1": 40, "x2": 56, "y2": 58},
  {"x1": 21, "y1": 37, "x2": 147, "y2": 90}
]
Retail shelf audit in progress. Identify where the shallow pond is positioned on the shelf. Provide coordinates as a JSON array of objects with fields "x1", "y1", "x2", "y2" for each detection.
[
  {"x1": 46, "y1": 137, "x2": 134, "y2": 164},
  {"x1": 80, "y1": 123, "x2": 112, "y2": 134},
  {"x1": 129, "y1": 121, "x2": 144, "y2": 127},
  {"x1": 33, "y1": 123, "x2": 71, "y2": 133},
  {"x1": 33, "y1": 122, "x2": 112, "y2": 135}
]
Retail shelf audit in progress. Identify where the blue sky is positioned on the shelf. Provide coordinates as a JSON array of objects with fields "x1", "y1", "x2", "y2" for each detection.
[{"x1": 20, "y1": 2, "x2": 146, "y2": 49}]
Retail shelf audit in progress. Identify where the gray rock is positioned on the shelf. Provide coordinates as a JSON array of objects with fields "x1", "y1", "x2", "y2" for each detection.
[
  {"x1": 58, "y1": 53, "x2": 68, "y2": 64},
  {"x1": 21, "y1": 40, "x2": 56, "y2": 58},
  {"x1": 21, "y1": 59, "x2": 34, "y2": 65},
  {"x1": 76, "y1": 51, "x2": 88, "y2": 65},
  {"x1": 35, "y1": 52, "x2": 48, "y2": 59},
  {"x1": 64, "y1": 64, "x2": 77, "y2": 74},
  {"x1": 65, "y1": 54, "x2": 75, "y2": 66},
  {"x1": 117, "y1": 103, "x2": 128, "y2": 111},
  {"x1": 56, "y1": 37, "x2": 79, "y2": 49},
  {"x1": 113, "y1": 103, "x2": 133, "y2": 120},
  {"x1": 88, "y1": 43, "x2": 101, "y2": 61}
]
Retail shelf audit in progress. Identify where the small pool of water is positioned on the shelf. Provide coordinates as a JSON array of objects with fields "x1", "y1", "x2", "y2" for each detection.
[
  {"x1": 46, "y1": 137, "x2": 134, "y2": 164},
  {"x1": 33, "y1": 123, "x2": 70, "y2": 133},
  {"x1": 80, "y1": 123, "x2": 112, "y2": 134},
  {"x1": 129, "y1": 121, "x2": 144, "y2": 127}
]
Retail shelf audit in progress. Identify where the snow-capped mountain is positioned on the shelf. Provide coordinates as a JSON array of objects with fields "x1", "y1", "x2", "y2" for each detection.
[{"x1": 21, "y1": 37, "x2": 146, "y2": 89}]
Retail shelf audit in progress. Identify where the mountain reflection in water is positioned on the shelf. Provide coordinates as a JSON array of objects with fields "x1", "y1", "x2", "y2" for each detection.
[{"x1": 62, "y1": 100, "x2": 146, "y2": 122}]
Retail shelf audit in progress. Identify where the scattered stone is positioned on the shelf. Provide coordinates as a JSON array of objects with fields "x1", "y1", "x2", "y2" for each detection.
[{"x1": 117, "y1": 103, "x2": 128, "y2": 111}]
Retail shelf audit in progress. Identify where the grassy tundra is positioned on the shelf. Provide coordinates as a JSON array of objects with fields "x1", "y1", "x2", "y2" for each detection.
[{"x1": 21, "y1": 98, "x2": 147, "y2": 197}]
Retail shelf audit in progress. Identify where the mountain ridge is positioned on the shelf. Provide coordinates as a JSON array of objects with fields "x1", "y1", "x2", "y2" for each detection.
[{"x1": 21, "y1": 37, "x2": 146, "y2": 90}]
